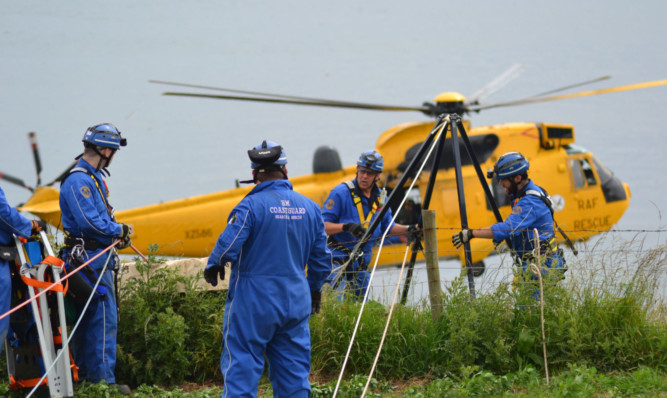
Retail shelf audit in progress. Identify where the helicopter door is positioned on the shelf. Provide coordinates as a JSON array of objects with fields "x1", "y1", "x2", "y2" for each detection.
[{"x1": 568, "y1": 155, "x2": 598, "y2": 190}]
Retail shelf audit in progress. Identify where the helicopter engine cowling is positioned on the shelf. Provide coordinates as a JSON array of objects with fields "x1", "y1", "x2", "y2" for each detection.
[{"x1": 312, "y1": 145, "x2": 343, "y2": 173}]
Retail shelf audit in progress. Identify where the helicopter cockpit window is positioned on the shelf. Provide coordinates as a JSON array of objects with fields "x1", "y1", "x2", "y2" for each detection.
[
  {"x1": 591, "y1": 155, "x2": 627, "y2": 203},
  {"x1": 398, "y1": 134, "x2": 499, "y2": 174},
  {"x1": 570, "y1": 157, "x2": 597, "y2": 188},
  {"x1": 591, "y1": 156, "x2": 612, "y2": 185}
]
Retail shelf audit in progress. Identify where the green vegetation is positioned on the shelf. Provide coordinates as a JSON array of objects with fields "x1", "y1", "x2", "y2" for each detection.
[
  {"x1": 0, "y1": 239, "x2": 665, "y2": 396},
  {"x1": 115, "y1": 248, "x2": 226, "y2": 386}
]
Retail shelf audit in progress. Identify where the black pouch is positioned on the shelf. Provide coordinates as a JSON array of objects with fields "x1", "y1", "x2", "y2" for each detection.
[{"x1": 0, "y1": 245, "x2": 17, "y2": 261}]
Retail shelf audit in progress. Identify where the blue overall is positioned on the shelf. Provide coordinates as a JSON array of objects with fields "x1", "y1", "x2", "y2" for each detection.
[
  {"x1": 321, "y1": 179, "x2": 395, "y2": 298},
  {"x1": 0, "y1": 185, "x2": 32, "y2": 356},
  {"x1": 490, "y1": 180, "x2": 563, "y2": 276},
  {"x1": 59, "y1": 159, "x2": 122, "y2": 384},
  {"x1": 206, "y1": 179, "x2": 331, "y2": 398}
]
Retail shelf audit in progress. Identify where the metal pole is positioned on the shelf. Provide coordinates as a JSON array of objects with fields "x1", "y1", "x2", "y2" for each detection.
[
  {"x1": 456, "y1": 120, "x2": 520, "y2": 264},
  {"x1": 400, "y1": 116, "x2": 450, "y2": 304},
  {"x1": 449, "y1": 115, "x2": 476, "y2": 296},
  {"x1": 338, "y1": 116, "x2": 447, "y2": 278}
]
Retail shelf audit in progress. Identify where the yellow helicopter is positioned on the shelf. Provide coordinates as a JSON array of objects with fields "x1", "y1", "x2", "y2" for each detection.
[{"x1": 7, "y1": 69, "x2": 666, "y2": 275}]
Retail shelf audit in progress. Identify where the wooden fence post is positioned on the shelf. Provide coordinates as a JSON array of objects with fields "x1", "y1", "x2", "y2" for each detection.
[{"x1": 422, "y1": 209, "x2": 442, "y2": 320}]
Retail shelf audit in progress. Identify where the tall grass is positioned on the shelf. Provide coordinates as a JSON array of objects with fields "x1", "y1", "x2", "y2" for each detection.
[
  {"x1": 1, "y1": 236, "x2": 665, "y2": 394},
  {"x1": 311, "y1": 236, "x2": 666, "y2": 380}
]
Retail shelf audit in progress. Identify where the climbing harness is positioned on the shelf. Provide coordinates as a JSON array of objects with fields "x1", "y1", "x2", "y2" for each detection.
[
  {"x1": 520, "y1": 188, "x2": 578, "y2": 256},
  {"x1": 327, "y1": 181, "x2": 383, "y2": 285},
  {"x1": 344, "y1": 181, "x2": 380, "y2": 228}
]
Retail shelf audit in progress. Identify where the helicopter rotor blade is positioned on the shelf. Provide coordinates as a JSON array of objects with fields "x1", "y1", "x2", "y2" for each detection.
[
  {"x1": 152, "y1": 80, "x2": 380, "y2": 106},
  {"x1": 467, "y1": 64, "x2": 527, "y2": 105},
  {"x1": 45, "y1": 160, "x2": 77, "y2": 187},
  {"x1": 28, "y1": 132, "x2": 43, "y2": 187},
  {"x1": 470, "y1": 79, "x2": 667, "y2": 112},
  {"x1": 529, "y1": 75, "x2": 612, "y2": 98},
  {"x1": 162, "y1": 92, "x2": 432, "y2": 113},
  {"x1": 0, "y1": 171, "x2": 34, "y2": 192}
]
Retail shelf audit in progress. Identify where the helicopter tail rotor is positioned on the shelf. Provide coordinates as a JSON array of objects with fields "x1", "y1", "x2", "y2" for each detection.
[
  {"x1": 0, "y1": 171, "x2": 34, "y2": 192},
  {"x1": 45, "y1": 160, "x2": 77, "y2": 187},
  {"x1": 2, "y1": 132, "x2": 75, "y2": 197},
  {"x1": 29, "y1": 132, "x2": 43, "y2": 187}
]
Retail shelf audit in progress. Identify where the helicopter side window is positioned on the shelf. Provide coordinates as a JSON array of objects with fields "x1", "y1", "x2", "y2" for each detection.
[
  {"x1": 398, "y1": 134, "x2": 499, "y2": 173},
  {"x1": 570, "y1": 157, "x2": 597, "y2": 188}
]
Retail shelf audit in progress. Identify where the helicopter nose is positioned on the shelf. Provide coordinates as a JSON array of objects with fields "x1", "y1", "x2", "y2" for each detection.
[{"x1": 623, "y1": 182, "x2": 631, "y2": 199}]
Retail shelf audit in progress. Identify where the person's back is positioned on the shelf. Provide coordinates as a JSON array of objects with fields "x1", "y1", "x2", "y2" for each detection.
[
  {"x1": 223, "y1": 179, "x2": 329, "y2": 316},
  {"x1": 205, "y1": 140, "x2": 331, "y2": 398},
  {"x1": 501, "y1": 179, "x2": 555, "y2": 257}
]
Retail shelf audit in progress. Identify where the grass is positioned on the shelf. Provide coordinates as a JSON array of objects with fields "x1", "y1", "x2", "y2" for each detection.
[{"x1": 0, "y1": 236, "x2": 665, "y2": 397}]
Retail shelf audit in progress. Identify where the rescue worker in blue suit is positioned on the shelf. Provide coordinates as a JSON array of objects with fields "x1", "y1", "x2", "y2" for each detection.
[
  {"x1": 0, "y1": 185, "x2": 44, "y2": 356},
  {"x1": 204, "y1": 140, "x2": 332, "y2": 398},
  {"x1": 452, "y1": 152, "x2": 564, "y2": 284},
  {"x1": 322, "y1": 150, "x2": 417, "y2": 299},
  {"x1": 59, "y1": 124, "x2": 132, "y2": 394}
]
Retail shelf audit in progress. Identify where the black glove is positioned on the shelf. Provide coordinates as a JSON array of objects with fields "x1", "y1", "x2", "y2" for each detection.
[
  {"x1": 452, "y1": 229, "x2": 474, "y2": 248},
  {"x1": 343, "y1": 223, "x2": 366, "y2": 238},
  {"x1": 311, "y1": 290, "x2": 322, "y2": 315},
  {"x1": 204, "y1": 264, "x2": 225, "y2": 287},
  {"x1": 30, "y1": 220, "x2": 47, "y2": 235},
  {"x1": 119, "y1": 223, "x2": 133, "y2": 240},
  {"x1": 407, "y1": 224, "x2": 422, "y2": 243},
  {"x1": 117, "y1": 224, "x2": 133, "y2": 249}
]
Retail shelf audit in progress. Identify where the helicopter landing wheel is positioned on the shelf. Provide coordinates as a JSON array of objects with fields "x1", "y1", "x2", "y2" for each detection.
[{"x1": 470, "y1": 261, "x2": 486, "y2": 277}]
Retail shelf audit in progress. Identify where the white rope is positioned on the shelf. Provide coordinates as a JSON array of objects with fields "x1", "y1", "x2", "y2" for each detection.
[
  {"x1": 529, "y1": 228, "x2": 549, "y2": 385},
  {"x1": 361, "y1": 243, "x2": 411, "y2": 397},
  {"x1": 26, "y1": 250, "x2": 114, "y2": 398},
  {"x1": 332, "y1": 117, "x2": 448, "y2": 397}
]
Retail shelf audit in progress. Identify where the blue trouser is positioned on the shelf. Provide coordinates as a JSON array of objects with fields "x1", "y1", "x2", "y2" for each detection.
[
  {"x1": 0, "y1": 260, "x2": 10, "y2": 357},
  {"x1": 518, "y1": 252, "x2": 565, "y2": 300},
  {"x1": 220, "y1": 276, "x2": 311, "y2": 398},
  {"x1": 327, "y1": 249, "x2": 371, "y2": 300},
  {"x1": 520, "y1": 252, "x2": 564, "y2": 278},
  {"x1": 69, "y1": 250, "x2": 118, "y2": 384}
]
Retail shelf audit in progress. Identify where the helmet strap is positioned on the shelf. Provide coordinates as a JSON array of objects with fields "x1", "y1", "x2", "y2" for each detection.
[
  {"x1": 90, "y1": 147, "x2": 116, "y2": 172},
  {"x1": 241, "y1": 165, "x2": 287, "y2": 185}
]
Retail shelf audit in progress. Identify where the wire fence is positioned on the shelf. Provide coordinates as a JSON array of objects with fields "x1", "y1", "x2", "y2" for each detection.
[{"x1": 358, "y1": 229, "x2": 667, "y2": 310}]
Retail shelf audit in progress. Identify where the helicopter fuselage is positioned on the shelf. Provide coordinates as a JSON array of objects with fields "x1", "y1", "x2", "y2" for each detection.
[{"x1": 20, "y1": 119, "x2": 630, "y2": 269}]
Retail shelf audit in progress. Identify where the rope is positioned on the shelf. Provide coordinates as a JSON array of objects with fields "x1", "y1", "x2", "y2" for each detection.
[
  {"x1": 26, "y1": 248, "x2": 115, "y2": 398},
  {"x1": 130, "y1": 243, "x2": 149, "y2": 263},
  {"x1": 0, "y1": 240, "x2": 120, "y2": 322},
  {"x1": 332, "y1": 119, "x2": 446, "y2": 397},
  {"x1": 361, "y1": 243, "x2": 411, "y2": 397},
  {"x1": 529, "y1": 228, "x2": 549, "y2": 385}
]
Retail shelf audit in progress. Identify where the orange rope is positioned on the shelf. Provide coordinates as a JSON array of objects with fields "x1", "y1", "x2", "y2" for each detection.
[
  {"x1": 130, "y1": 243, "x2": 149, "y2": 263},
  {"x1": 0, "y1": 239, "x2": 121, "y2": 322}
]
